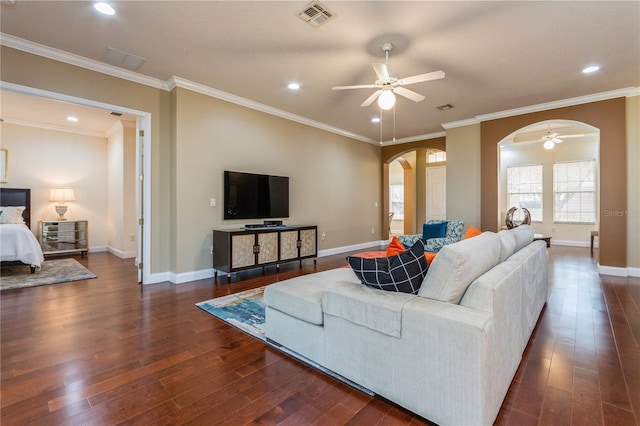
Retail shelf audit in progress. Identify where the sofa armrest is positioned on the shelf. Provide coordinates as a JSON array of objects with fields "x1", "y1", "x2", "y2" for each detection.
[{"x1": 323, "y1": 295, "x2": 496, "y2": 425}]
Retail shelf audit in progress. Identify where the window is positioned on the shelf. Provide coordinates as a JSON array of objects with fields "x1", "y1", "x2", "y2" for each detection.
[
  {"x1": 507, "y1": 164, "x2": 543, "y2": 221},
  {"x1": 554, "y1": 160, "x2": 596, "y2": 223},
  {"x1": 426, "y1": 150, "x2": 446, "y2": 163},
  {"x1": 390, "y1": 184, "x2": 404, "y2": 220}
]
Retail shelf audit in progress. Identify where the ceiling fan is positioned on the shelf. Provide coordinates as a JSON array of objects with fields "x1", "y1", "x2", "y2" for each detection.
[
  {"x1": 542, "y1": 129, "x2": 564, "y2": 149},
  {"x1": 331, "y1": 43, "x2": 445, "y2": 110}
]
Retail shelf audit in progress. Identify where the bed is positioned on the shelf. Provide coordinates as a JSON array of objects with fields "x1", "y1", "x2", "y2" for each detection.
[{"x1": 1, "y1": 188, "x2": 45, "y2": 273}]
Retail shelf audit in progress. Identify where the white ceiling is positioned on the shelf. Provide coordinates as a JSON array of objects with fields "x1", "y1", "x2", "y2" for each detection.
[{"x1": 1, "y1": 1, "x2": 638, "y2": 142}]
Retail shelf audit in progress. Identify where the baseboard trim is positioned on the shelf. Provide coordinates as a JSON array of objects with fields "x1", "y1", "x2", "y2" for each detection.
[
  {"x1": 172, "y1": 268, "x2": 215, "y2": 284},
  {"x1": 318, "y1": 240, "x2": 386, "y2": 257},
  {"x1": 597, "y1": 264, "x2": 630, "y2": 277},
  {"x1": 106, "y1": 246, "x2": 137, "y2": 259}
]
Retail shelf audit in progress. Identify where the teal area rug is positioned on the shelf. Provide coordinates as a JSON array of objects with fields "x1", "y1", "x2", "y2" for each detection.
[
  {"x1": 0, "y1": 258, "x2": 97, "y2": 291},
  {"x1": 196, "y1": 287, "x2": 374, "y2": 396}
]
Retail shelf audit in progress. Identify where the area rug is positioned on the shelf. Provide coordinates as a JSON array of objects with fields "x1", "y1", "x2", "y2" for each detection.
[
  {"x1": 0, "y1": 258, "x2": 97, "y2": 291},
  {"x1": 196, "y1": 287, "x2": 374, "y2": 395}
]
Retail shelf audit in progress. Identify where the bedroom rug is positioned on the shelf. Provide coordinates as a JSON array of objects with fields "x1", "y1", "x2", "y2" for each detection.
[
  {"x1": 196, "y1": 287, "x2": 374, "y2": 395},
  {"x1": 0, "y1": 259, "x2": 97, "y2": 291}
]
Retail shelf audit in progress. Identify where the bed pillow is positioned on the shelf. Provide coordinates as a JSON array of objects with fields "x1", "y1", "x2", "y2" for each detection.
[
  {"x1": 347, "y1": 239, "x2": 428, "y2": 294},
  {"x1": 0, "y1": 206, "x2": 26, "y2": 224},
  {"x1": 423, "y1": 221, "x2": 448, "y2": 241}
]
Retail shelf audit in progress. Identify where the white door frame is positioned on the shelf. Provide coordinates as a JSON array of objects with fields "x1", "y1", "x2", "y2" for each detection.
[{"x1": 1, "y1": 81, "x2": 152, "y2": 284}]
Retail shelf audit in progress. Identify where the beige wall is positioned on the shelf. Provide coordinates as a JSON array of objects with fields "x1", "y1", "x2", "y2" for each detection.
[
  {"x1": 0, "y1": 122, "x2": 108, "y2": 248},
  {"x1": 172, "y1": 88, "x2": 381, "y2": 275},
  {"x1": 106, "y1": 122, "x2": 137, "y2": 257},
  {"x1": 445, "y1": 124, "x2": 482, "y2": 229},
  {"x1": 627, "y1": 95, "x2": 639, "y2": 271},
  {"x1": 1, "y1": 46, "x2": 171, "y2": 275},
  {"x1": 499, "y1": 136, "x2": 599, "y2": 244}
]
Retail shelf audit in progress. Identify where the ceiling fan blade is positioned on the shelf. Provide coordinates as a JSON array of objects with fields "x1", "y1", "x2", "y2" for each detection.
[
  {"x1": 397, "y1": 70, "x2": 445, "y2": 86},
  {"x1": 394, "y1": 87, "x2": 425, "y2": 102},
  {"x1": 372, "y1": 63, "x2": 390, "y2": 81},
  {"x1": 332, "y1": 84, "x2": 378, "y2": 90},
  {"x1": 360, "y1": 90, "x2": 382, "y2": 107},
  {"x1": 551, "y1": 137, "x2": 564, "y2": 143}
]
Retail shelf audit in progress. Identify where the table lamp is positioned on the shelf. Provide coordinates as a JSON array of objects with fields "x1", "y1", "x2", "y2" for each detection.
[{"x1": 49, "y1": 188, "x2": 75, "y2": 220}]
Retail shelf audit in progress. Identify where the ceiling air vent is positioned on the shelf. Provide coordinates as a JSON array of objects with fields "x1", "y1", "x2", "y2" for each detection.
[
  {"x1": 436, "y1": 103, "x2": 454, "y2": 111},
  {"x1": 103, "y1": 47, "x2": 146, "y2": 71},
  {"x1": 296, "y1": 1, "x2": 336, "y2": 28}
]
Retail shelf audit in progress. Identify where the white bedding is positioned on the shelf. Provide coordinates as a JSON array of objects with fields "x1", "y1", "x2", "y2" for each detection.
[{"x1": 0, "y1": 223, "x2": 45, "y2": 268}]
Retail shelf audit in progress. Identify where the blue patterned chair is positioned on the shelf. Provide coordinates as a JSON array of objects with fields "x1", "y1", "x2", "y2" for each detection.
[{"x1": 398, "y1": 220, "x2": 465, "y2": 252}]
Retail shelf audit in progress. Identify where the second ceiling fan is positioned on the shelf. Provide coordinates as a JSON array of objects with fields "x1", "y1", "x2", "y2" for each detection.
[{"x1": 332, "y1": 43, "x2": 445, "y2": 110}]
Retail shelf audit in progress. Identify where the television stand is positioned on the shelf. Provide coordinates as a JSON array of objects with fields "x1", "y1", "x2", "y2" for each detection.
[{"x1": 213, "y1": 225, "x2": 317, "y2": 282}]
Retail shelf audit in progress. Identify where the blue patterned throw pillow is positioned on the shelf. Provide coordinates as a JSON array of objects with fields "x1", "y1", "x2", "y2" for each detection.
[{"x1": 347, "y1": 240, "x2": 428, "y2": 294}]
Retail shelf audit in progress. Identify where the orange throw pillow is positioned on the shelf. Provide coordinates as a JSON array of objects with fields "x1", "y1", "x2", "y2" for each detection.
[
  {"x1": 385, "y1": 236, "x2": 407, "y2": 256},
  {"x1": 465, "y1": 225, "x2": 482, "y2": 239},
  {"x1": 425, "y1": 252, "x2": 437, "y2": 265}
]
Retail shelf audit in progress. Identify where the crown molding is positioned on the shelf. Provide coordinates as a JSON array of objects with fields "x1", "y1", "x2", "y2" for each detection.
[
  {"x1": 476, "y1": 87, "x2": 637, "y2": 122},
  {"x1": 441, "y1": 118, "x2": 481, "y2": 130},
  {"x1": 441, "y1": 87, "x2": 638, "y2": 130},
  {"x1": 3, "y1": 34, "x2": 637, "y2": 143},
  {"x1": 1, "y1": 33, "x2": 168, "y2": 90},
  {"x1": 382, "y1": 131, "x2": 446, "y2": 145},
  {"x1": 171, "y1": 76, "x2": 376, "y2": 144},
  {"x1": 1, "y1": 117, "x2": 106, "y2": 138}
]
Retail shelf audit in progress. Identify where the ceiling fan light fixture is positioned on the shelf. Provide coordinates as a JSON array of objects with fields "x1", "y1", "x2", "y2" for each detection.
[
  {"x1": 94, "y1": 2, "x2": 115, "y2": 15},
  {"x1": 543, "y1": 140, "x2": 555, "y2": 150},
  {"x1": 378, "y1": 90, "x2": 396, "y2": 110},
  {"x1": 582, "y1": 65, "x2": 600, "y2": 74}
]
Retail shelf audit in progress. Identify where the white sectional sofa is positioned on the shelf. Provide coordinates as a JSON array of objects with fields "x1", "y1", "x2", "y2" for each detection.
[{"x1": 264, "y1": 225, "x2": 550, "y2": 425}]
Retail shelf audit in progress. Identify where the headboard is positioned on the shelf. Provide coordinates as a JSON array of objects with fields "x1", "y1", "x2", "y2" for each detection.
[{"x1": 0, "y1": 188, "x2": 32, "y2": 228}]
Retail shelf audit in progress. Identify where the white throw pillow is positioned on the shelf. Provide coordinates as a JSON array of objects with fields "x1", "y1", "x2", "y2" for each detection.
[
  {"x1": 0, "y1": 206, "x2": 26, "y2": 224},
  {"x1": 418, "y1": 231, "x2": 500, "y2": 304},
  {"x1": 497, "y1": 230, "x2": 516, "y2": 262}
]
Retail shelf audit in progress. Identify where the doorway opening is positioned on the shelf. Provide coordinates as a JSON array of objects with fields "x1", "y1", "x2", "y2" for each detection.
[
  {"x1": 497, "y1": 119, "x2": 600, "y2": 245},
  {"x1": 1, "y1": 82, "x2": 152, "y2": 283}
]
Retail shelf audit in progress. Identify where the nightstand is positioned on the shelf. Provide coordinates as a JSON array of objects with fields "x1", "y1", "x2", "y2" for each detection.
[{"x1": 39, "y1": 220, "x2": 89, "y2": 256}]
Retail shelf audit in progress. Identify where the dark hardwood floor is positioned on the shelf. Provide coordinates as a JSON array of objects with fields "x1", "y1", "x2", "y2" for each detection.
[{"x1": 1, "y1": 246, "x2": 638, "y2": 425}]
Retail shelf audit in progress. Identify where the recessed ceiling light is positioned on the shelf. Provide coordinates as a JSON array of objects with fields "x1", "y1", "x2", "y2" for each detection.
[
  {"x1": 287, "y1": 82, "x2": 300, "y2": 90},
  {"x1": 582, "y1": 65, "x2": 600, "y2": 74},
  {"x1": 94, "y1": 2, "x2": 115, "y2": 15},
  {"x1": 371, "y1": 117, "x2": 381, "y2": 123},
  {"x1": 67, "y1": 116, "x2": 79, "y2": 122}
]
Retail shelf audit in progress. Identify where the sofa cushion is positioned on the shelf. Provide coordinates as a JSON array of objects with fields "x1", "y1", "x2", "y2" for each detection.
[
  {"x1": 347, "y1": 240, "x2": 428, "y2": 294},
  {"x1": 263, "y1": 268, "x2": 359, "y2": 325},
  {"x1": 423, "y1": 221, "x2": 448, "y2": 240},
  {"x1": 418, "y1": 231, "x2": 501, "y2": 304},
  {"x1": 510, "y1": 224, "x2": 535, "y2": 252},
  {"x1": 322, "y1": 284, "x2": 415, "y2": 338}
]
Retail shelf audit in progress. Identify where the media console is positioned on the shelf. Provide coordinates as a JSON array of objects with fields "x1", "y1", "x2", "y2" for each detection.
[{"x1": 213, "y1": 225, "x2": 317, "y2": 282}]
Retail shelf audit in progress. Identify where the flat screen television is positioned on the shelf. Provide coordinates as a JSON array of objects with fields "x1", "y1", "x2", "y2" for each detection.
[{"x1": 223, "y1": 171, "x2": 289, "y2": 220}]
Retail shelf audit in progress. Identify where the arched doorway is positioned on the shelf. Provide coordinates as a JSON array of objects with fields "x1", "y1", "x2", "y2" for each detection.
[
  {"x1": 381, "y1": 136, "x2": 446, "y2": 239},
  {"x1": 498, "y1": 120, "x2": 600, "y2": 244}
]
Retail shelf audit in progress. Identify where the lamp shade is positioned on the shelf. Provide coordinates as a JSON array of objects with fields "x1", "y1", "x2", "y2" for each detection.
[
  {"x1": 378, "y1": 90, "x2": 396, "y2": 110},
  {"x1": 49, "y1": 188, "x2": 76, "y2": 202}
]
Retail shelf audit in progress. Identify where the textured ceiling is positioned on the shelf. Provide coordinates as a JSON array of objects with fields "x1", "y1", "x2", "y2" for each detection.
[{"x1": 1, "y1": 1, "x2": 638, "y2": 143}]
